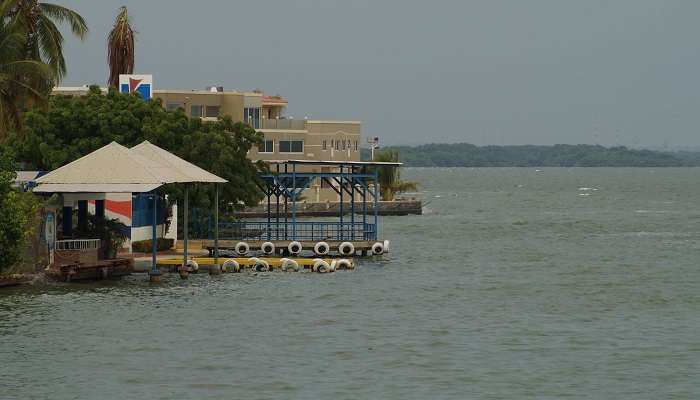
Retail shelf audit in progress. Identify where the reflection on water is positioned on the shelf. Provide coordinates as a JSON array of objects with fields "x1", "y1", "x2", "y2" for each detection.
[{"x1": 2, "y1": 168, "x2": 700, "y2": 399}]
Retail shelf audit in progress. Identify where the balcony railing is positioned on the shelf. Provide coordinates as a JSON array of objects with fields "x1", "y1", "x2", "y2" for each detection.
[{"x1": 260, "y1": 119, "x2": 307, "y2": 130}]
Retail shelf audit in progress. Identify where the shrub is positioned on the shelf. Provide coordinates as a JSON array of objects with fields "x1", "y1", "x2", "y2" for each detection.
[{"x1": 131, "y1": 238, "x2": 174, "y2": 253}]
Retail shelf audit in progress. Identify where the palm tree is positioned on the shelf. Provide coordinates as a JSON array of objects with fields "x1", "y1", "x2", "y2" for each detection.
[
  {"x1": 107, "y1": 6, "x2": 134, "y2": 88},
  {"x1": 374, "y1": 149, "x2": 417, "y2": 201},
  {"x1": 8, "y1": 0, "x2": 87, "y2": 82},
  {"x1": 0, "y1": 1, "x2": 51, "y2": 137}
]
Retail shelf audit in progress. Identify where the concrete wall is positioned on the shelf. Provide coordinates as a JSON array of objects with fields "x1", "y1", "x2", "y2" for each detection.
[{"x1": 153, "y1": 90, "x2": 245, "y2": 122}]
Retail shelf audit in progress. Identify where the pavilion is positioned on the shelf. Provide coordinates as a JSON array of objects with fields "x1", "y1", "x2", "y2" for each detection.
[{"x1": 33, "y1": 141, "x2": 227, "y2": 281}]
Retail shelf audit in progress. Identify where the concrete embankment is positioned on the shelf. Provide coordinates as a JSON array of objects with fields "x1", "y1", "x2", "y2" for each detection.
[{"x1": 235, "y1": 199, "x2": 422, "y2": 218}]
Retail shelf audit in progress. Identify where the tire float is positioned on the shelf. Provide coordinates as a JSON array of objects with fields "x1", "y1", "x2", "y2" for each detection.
[
  {"x1": 261, "y1": 241, "x2": 275, "y2": 255},
  {"x1": 222, "y1": 259, "x2": 240, "y2": 273},
  {"x1": 288, "y1": 241, "x2": 302, "y2": 256},
  {"x1": 253, "y1": 259, "x2": 270, "y2": 272},
  {"x1": 312, "y1": 258, "x2": 333, "y2": 273},
  {"x1": 313, "y1": 241, "x2": 330, "y2": 256},
  {"x1": 335, "y1": 259, "x2": 353, "y2": 270},
  {"x1": 235, "y1": 241, "x2": 250, "y2": 256},
  {"x1": 280, "y1": 258, "x2": 300, "y2": 272},
  {"x1": 338, "y1": 242, "x2": 355, "y2": 256},
  {"x1": 186, "y1": 259, "x2": 199, "y2": 273},
  {"x1": 371, "y1": 242, "x2": 385, "y2": 255}
]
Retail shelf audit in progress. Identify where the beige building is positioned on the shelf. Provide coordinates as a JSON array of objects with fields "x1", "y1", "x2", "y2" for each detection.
[{"x1": 53, "y1": 85, "x2": 364, "y2": 201}]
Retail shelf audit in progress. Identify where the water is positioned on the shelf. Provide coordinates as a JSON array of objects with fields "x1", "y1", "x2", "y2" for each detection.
[{"x1": 2, "y1": 168, "x2": 700, "y2": 399}]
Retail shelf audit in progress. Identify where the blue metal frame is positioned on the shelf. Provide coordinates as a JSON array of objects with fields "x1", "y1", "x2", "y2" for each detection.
[{"x1": 219, "y1": 161, "x2": 385, "y2": 242}]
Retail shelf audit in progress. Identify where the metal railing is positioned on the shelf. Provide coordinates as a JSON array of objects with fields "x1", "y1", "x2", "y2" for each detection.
[
  {"x1": 260, "y1": 119, "x2": 307, "y2": 130},
  {"x1": 216, "y1": 221, "x2": 376, "y2": 241},
  {"x1": 55, "y1": 239, "x2": 101, "y2": 251}
]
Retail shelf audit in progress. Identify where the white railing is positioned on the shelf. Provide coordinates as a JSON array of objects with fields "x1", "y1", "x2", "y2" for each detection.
[{"x1": 55, "y1": 239, "x2": 101, "y2": 251}]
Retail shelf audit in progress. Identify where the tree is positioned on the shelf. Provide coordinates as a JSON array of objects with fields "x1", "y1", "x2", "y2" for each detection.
[
  {"x1": 0, "y1": 0, "x2": 52, "y2": 138},
  {"x1": 0, "y1": 146, "x2": 40, "y2": 272},
  {"x1": 107, "y1": 6, "x2": 134, "y2": 88},
  {"x1": 11, "y1": 87, "x2": 266, "y2": 211},
  {"x1": 8, "y1": 0, "x2": 87, "y2": 82},
  {"x1": 374, "y1": 149, "x2": 417, "y2": 201}
]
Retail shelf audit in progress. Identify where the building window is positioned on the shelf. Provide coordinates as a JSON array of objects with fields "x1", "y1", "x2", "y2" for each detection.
[
  {"x1": 342, "y1": 139, "x2": 347, "y2": 150},
  {"x1": 244, "y1": 107, "x2": 260, "y2": 129},
  {"x1": 166, "y1": 102, "x2": 184, "y2": 112},
  {"x1": 191, "y1": 105, "x2": 203, "y2": 118},
  {"x1": 335, "y1": 140, "x2": 339, "y2": 150},
  {"x1": 354, "y1": 140, "x2": 358, "y2": 151},
  {"x1": 257, "y1": 140, "x2": 274, "y2": 153},
  {"x1": 322, "y1": 140, "x2": 327, "y2": 150},
  {"x1": 205, "y1": 106, "x2": 220, "y2": 118},
  {"x1": 279, "y1": 140, "x2": 303, "y2": 153}
]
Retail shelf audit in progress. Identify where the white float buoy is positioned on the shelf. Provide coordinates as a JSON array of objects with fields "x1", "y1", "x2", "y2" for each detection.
[
  {"x1": 261, "y1": 241, "x2": 275, "y2": 255},
  {"x1": 186, "y1": 259, "x2": 199, "y2": 273},
  {"x1": 313, "y1": 258, "x2": 332, "y2": 273},
  {"x1": 336, "y1": 259, "x2": 353, "y2": 270},
  {"x1": 383, "y1": 240, "x2": 391, "y2": 253},
  {"x1": 338, "y1": 242, "x2": 355, "y2": 256},
  {"x1": 280, "y1": 258, "x2": 300, "y2": 272},
  {"x1": 235, "y1": 242, "x2": 250, "y2": 256},
  {"x1": 371, "y1": 242, "x2": 385, "y2": 255},
  {"x1": 253, "y1": 259, "x2": 270, "y2": 272},
  {"x1": 222, "y1": 259, "x2": 240, "y2": 273},
  {"x1": 313, "y1": 241, "x2": 330, "y2": 256},
  {"x1": 288, "y1": 241, "x2": 302, "y2": 256}
]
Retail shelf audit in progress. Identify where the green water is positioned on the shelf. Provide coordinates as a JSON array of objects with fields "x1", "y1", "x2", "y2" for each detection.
[{"x1": 2, "y1": 168, "x2": 699, "y2": 399}]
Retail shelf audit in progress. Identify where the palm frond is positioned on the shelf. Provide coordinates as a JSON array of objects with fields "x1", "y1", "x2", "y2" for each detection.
[
  {"x1": 107, "y1": 6, "x2": 134, "y2": 88},
  {"x1": 38, "y1": 2, "x2": 88, "y2": 39}
]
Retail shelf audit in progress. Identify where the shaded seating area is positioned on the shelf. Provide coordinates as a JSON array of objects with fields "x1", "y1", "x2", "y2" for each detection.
[{"x1": 34, "y1": 141, "x2": 227, "y2": 282}]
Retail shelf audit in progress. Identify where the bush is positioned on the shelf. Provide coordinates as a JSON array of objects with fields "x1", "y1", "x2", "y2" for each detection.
[{"x1": 131, "y1": 238, "x2": 174, "y2": 253}]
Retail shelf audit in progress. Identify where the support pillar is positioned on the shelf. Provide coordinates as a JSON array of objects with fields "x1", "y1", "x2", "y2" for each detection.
[
  {"x1": 77, "y1": 200, "x2": 88, "y2": 232},
  {"x1": 62, "y1": 206, "x2": 73, "y2": 237},
  {"x1": 210, "y1": 184, "x2": 221, "y2": 275},
  {"x1": 149, "y1": 191, "x2": 162, "y2": 283},
  {"x1": 95, "y1": 199, "x2": 105, "y2": 219},
  {"x1": 180, "y1": 185, "x2": 190, "y2": 279}
]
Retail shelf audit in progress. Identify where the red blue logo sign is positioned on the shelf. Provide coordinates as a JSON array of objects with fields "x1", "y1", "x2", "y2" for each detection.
[{"x1": 119, "y1": 74, "x2": 152, "y2": 100}]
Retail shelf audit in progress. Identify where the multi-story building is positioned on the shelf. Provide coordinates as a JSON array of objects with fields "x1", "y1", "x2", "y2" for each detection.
[{"x1": 54, "y1": 84, "x2": 364, "y2": 202}]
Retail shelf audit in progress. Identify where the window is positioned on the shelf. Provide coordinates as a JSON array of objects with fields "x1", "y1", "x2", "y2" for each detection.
[
  {"x1": 342, "y1": 139, "x2": 346, "y2": 150},
  {"x1": 322, "y1": 140, "x2": 327, "y2": 150},
  {"x1": 354, "y1": 140, "x2": 358, "y2": 151},
  {"x1": 205, "y1": 105, "x2": 220, "y2": 118},
  {"x1": 257, "y1": 140, "x2": 274, "y2": 153},
  {"x1": 166, "y1": 102, "x2": 184, "y2": 112},
  {"x1": 335, "y1": 140, "x2": 339, "y2": 150},
  {"x1": 191, "y1": 105, "x2": 203, "y2": 118},
  {"x1": 244, "y1": 107, "x2": 260, "y2": 128},
  {"x1": 279, "y1": 140, "x2": 303, "y2": 153}
]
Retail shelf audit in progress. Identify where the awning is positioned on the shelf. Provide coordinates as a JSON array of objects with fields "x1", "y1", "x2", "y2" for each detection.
[{"x1": 33, "y1": 183, "x2": 162, "y2": 193}]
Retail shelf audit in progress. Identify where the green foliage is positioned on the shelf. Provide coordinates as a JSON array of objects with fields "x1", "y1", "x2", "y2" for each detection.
[
  {"x1": 76, "y1": 214, "x2": 127, "y2": 259},
  {"x1": 10, "y1": 88, "x2": 266, "y2": 211},
  {"x1": 131, "y1": 238, "x2": 174, "y2": 253},
  {"x1": 0, "y1": 146, "x2": 40, "y2": 272},
  {"x1": 0, "y1": 1, "x2": 53, "y2": 137},
  {"x1": 374, "y1": 143, "x2": 694, "y2": 167},
  {"x1": 373, "y1": 149, "x2": 418, "y2": 201}
]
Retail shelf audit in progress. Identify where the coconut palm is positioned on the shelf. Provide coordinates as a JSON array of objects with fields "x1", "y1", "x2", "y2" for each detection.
[
  {"x1": 374, "y1": 149, "x2": 417, "y2": 201},
  {"x1": 107, "y1": 6, "x2": 134, "y2": 88},
  {"x1": 0, "y1": 1, "x2": 52, "y2": 137},
  {"x1": 7, "y1": 0, "x2": 87, "y2": 82}
]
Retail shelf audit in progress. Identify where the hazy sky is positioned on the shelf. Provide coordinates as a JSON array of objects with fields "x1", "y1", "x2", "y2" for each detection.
[{"x1": 57, "y1": 0, "x2": 700, "y2": 147}]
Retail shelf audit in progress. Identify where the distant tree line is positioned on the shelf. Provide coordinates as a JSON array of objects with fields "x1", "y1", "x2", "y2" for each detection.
[{"x1": 363, "y1": 143, "x2": 700, "y2": 167}]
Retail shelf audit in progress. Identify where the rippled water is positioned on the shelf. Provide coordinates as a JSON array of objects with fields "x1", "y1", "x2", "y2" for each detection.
[{"x1": 2, "y1": 168, "x2": 700, "y2": 399}]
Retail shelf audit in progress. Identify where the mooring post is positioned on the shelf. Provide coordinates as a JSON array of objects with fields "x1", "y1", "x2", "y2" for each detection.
[
  {"x1": 210, "y1": 184, "x2": 221, "y2": 275},
  {"x1": 292, "y1": 163, "x2": 297, "y2": 240},
  {"x1": 339, "y1": 165, "x2": 344, "y2": 241},
  {"x1": 180, "y1": 184, "x2": 189, "y2": 279},
  {"x1": 350, "y1": 167, "x2": 355, "y2": 241},
  {"x1": 149, "y1": 191, "x2": 162, "y2": 283}
]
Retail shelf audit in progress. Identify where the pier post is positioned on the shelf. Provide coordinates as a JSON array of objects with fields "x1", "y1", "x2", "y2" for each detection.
[
  {"x1": 95, "y1": 199, "x2": 105, "y2": 219},
  {"x1": 210, "y1": 184, "x2": 221, "y2": 275},
  {"x1": 77, "y1": 200, "x2": 88, "y2": 232}
]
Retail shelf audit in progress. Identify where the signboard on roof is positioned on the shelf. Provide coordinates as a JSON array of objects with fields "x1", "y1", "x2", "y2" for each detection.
[{"x1": 119, "y1": 74, "x2": 152, "y2": 101}]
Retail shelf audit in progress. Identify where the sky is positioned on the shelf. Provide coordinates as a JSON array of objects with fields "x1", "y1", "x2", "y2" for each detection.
[{"x1": 56, "y1": 0, "x2": 700, "y2": 148}]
